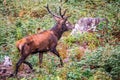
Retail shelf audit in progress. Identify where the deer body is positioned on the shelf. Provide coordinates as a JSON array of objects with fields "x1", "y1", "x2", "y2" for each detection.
[
  {"x1": 11, "y1": 4, "x2": 73, "y2": 76},
  {"x1": 16, "y1": 31, "x2": 57, "y2": 54}
]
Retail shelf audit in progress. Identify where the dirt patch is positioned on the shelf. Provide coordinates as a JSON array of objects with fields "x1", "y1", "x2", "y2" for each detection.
[
  {"x1": 0, "y1": 65, "x2": 13, "y2": 75},
  {"x1": 0, "y1": 63, "x2": 33, "y2": 79},
  {"x1": 0, "y1": 64, "x2": 13, "y2": 79}
]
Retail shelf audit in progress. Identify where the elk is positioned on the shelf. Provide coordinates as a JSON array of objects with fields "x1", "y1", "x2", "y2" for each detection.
[{"x1": 11, "y1": 4, "x2": 73, "y2": 76}]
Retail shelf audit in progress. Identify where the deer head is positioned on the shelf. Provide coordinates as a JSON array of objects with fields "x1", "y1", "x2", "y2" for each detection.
[{"x1": 45, "y1": 4, "x2": 73, "y2": 31}]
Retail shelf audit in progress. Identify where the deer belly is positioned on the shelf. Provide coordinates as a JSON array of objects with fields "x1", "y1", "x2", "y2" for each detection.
[{"x1": 31, "y1": 46, "x2": 49, "y2": 54}]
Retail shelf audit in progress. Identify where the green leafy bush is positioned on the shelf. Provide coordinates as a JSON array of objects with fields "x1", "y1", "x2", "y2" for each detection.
[
  {"x1": 65, "y1": 32, "x2": 99, "y2": 49},
  {"x1": 82, "y1": 44, "x2": 120, "y2": 80},
  {"x1": 93, "y1": 70, "x2": 112, "y2": 80}
]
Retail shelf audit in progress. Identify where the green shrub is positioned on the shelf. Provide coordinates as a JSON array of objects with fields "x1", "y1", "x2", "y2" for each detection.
[
  {"x1": 93, "y1": 70, "x2": 112, "y2": 80},
  {"x1": 65, "y1": 32, "x2": 99, "y2": 49},
  {"x1": 82, "y1": 44, "x2": 120, "y2": 80}
]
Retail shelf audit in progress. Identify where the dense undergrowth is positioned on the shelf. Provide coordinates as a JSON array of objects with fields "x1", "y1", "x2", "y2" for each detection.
[{"x1": 0, "y1": 0, "x2": 120, "y2": 80}]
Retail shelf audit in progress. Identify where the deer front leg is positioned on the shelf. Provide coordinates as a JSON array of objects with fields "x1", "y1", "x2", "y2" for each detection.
[
  {"x1": 50, "y1": 48, "x2": 63, "y2": 67},
  {"x1": 39, "y1": 53, "x2": 43, "y2": 68}
]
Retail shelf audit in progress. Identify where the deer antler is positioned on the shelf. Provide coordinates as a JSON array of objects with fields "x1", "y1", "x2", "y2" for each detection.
[
  {"x1": 45, "y1": 4, "x2": 68, "y2": 19},
  {"x1": 45, "y1": 4, "x2": 58, "y2": 17},
  {"x1": 59, "y1": 7, "x2": 63, "y2": 18},
  {"x1": 62, "y1": 9, "x2": 67, "y2": 17},
  {"x1": 59, "y1": 7, "x2": 67, "y2": 18}
]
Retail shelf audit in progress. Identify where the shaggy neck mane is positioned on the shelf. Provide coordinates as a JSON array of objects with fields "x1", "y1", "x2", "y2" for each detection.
[{"x1": 50, "y1": 22, "x2": 64, "y2": 40}]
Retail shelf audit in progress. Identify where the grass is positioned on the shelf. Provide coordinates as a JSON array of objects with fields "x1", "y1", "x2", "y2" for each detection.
[{"x1": 0, "y1": 0, "x2": 120, "y2": 80}]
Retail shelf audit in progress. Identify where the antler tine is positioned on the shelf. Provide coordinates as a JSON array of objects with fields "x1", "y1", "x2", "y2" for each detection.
[
  {"x1": 62, "y1": 9, "x2": 67, "y2": 17},
  {"x1": 45, "y1": 4, "x2": 56, "y2": 17},
  {"x1": 59, "y1": 7, "x2": 63, "y2": 18}
]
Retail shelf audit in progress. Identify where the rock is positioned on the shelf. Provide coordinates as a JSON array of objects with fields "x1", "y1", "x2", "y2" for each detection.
[
  {"x1": 71, "y1": 17, "x2": 108, "y2": 35},
  {"x1": 3, "y1": 56, "x2": 12, "y2": 67}
]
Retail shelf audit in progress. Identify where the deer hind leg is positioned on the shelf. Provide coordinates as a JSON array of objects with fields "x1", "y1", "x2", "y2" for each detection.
[
  {"x1": 13, "y1": 55, "x2": 28, "y2": 76},
  {"x1": 13, "y1": 44, "x2": 30, "y2": 76},
  {"x1": 50, "y1": 48, "x2": 63, "y2": 67},
  {"x1": 39, "y1": 53, "x2": 43, "y2": 68}
]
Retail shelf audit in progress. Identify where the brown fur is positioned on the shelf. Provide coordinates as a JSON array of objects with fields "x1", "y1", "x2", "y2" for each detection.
[{"x1": 16, "y1": 31, "x2": 57, "y2": 54}]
